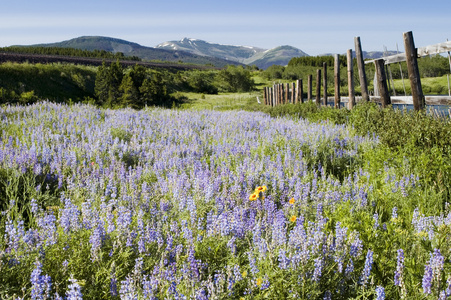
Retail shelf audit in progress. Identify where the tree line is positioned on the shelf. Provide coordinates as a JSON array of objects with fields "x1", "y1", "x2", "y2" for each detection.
[
  {"x1": 0, "y1": 60, "x2": 256, "y2": 107},
  {"x1": 263, "y1": 54, "x2": 450, "y2": 81},
  {"x1": 0, "y1": 46, "x2": 141, "y2": 61}
]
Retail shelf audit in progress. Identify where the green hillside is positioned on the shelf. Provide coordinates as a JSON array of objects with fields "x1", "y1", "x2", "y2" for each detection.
[{"x1": 0, "y1": 62, "x2": 97, "y2": 103}]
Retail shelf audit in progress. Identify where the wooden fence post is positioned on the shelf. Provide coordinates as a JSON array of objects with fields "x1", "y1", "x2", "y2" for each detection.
[
  {"x1": 272, "y1": 86, "x2": 276, "y2": 106},
  {"x1": 281, "y1": 83, "x2": 285, "y2": 104},
  {"x1": 263, "y1": 87, "x2": 267, "y2": 105},
  {"x1": 355, "y1": 36, "x2": 370, "y2": 102},
  {"x1": 347, "y1": 49, "x2": 356, "y2": 109},
  {"x1": 334, "y1": 54, "x2": 341, "y2": 108},
  {"x1": 271, "y1": 86, "x2": 276, "y2": 106},
  {"x1": 298, "y1": 79, "x2": 304, "y2": 103},
  {"x1": 316, "y1": 69, "x2": 321, "y2": 106},
  {"x1": 285, "y1": 83, "x2": 289, "y2": 103},
  {"x1": 374, "y1": 58, "x2": 391, "y2": 108},
  {"x1": 274, "y1": 84, "x2": 278, "y2": 106},
  {"x1": 323, "y1": 62, "x2": 328, "y2": 106},
  {"x1": 308, "y1": 75, "x2": 312, "y2": 101},
  {"x1": 291, "y1": 82, "x2": 295, "y2": 104},
  {"x1": 403, "y1": 31, "x2": 425, "y2": 110}
]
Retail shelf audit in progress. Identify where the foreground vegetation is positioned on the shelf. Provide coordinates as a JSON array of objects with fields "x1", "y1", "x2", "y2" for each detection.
[
  {"x1": 0, "y1": 100, "x2": 450, "y2": 299},
  {"x1": 1, "y1": 51, "x2": 451, "y2": 298}
]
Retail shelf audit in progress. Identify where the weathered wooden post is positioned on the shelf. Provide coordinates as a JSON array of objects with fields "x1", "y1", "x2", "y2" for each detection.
[
  {"x1": 334, "y1": 54, "x2": 341, "y2": 108},
  {"x1": 272, "y1": 86, "x2": 276, "y2": 106},
  {"x1": 274, "y1": 84, "x2": 278, "y2": 106},
  {"x1": 347, "y1": 49, "x2": 356, "y2": 109},
  {"x1": 323, "y1": 62, "x2": 328, "y2": 106},
  {"x1": 291, "y1": 82, "x2": 295, "y2": 104},
  {"x1": 403, "y1": 31, "x2": 425, "y2": 110},
  {"x1": 316, "y1": 69, "x2": 321, "y2": 106},
  {"x1": 263, "y1": 87, "x2": 267, "y2": 105},
  {"x1": 354, "y1": 36, "x2": 370, "y2": 102},
  {"x1": 285, "y1": 83, "x2": 289, "y2": 103},
  {"x1": 374, "y1": 58, "x2": 391, "y2": 108},
  {"x1": 307, "y1": 75, "x2": 312, "y2": 101},
  {"x1": 271, "y1": 86, "x2": 276, "y2": 106},
  {"x1": 298, "y1": 79, "x2": 304, "y2": 103},
  {"x1": 281, "y1": 83, "x2": 285, "y2": 104}
]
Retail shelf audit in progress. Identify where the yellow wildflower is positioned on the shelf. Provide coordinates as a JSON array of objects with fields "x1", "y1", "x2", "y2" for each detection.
[
  {"x1": 290, "y1": 215, "x2": 297, "y2": 223},
  {"x1": 256, "y1": 277, "x2": 263, "y2": 286},
  {"x1": 255, "y1": 186, "x2": 264, "y2": 193},
  {"x1": 289, "y1": 198, "x2": 295, "y2": 205},
  {"x1": 249, "y1": 193, "x2": 258, "y2": 201}
]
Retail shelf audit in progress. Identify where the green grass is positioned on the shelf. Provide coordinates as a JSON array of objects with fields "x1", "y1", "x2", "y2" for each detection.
[
  {"x1": 177, "y1": 91, "x2": 260, "y2": 110},
  {"x1": 390, "y1": 75, "x2": 451, "y2": 95}
]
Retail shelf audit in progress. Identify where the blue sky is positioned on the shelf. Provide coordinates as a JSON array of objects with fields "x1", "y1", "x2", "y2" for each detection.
[{"x1": 1, "y1": 0, "x2": 449, "y2": 56}]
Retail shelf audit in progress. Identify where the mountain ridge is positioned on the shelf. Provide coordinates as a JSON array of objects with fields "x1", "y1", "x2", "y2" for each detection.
[
  {"x1": 26, "y1": 36, "x2": 244, "y2": 68},
  {"x1": 17, "y1": 36, "x2": 396, "y2": 69}
]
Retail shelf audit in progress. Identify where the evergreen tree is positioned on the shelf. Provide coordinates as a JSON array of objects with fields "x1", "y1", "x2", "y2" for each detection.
[
  {"x1": 139, "y1": 72, "x2": 168, "y2": 107},
  {"x1": 94, "y1": 62, "x2": 110, "y2": 106},
  {"x1": 107, "y1": 60, "x2": 123, "y2": 107},
  {"x1": 119, "y1": 74, "x2": 139, "y2": 108}
]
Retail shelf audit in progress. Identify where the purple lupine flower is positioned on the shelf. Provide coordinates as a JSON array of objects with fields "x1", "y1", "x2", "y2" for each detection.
[
  {"x1": 260, "y1": 275, "x2": 270, "y2": 290},
  {"x1": 334, "y1": 222, "x2": 347, "y2": 273},
  {"x1": 142, "y1": 275, "x2": 159, "y2": 300},
  {"x1": 349, "y1": 233, "x2": 363, "y2": 258},
  {"x1": 110, "y1": 272, "x2": 118, "y2": 297},
  {"x1": 375, "y1": 286, "x2": 385, "y2": 300},
  {"x1": 31, "y1": 261, "x2": 45, "y2": 300},
  {"x1": 431, "y1": 248, "x2": 445, "y2": 284},
  {"x1": 422, "y1": 263, "x2": 433, "y2": 295},
  {"x1": 345, "y1": 258, "x2": 354, "y2": 278},
  {"x1": 66, "y1": 276, "x2": 83, "y2": 300},
  {"x1": 233, "y1": 265, "x2": 242, "y2": 282},
  {"x1": 227, "y1": 236, "x2": 236, "y2": 255},
  {"x1": 394, "y1": 249, "x2": 404, "y2": 286},
  {"x1": 59, "y1": 198, "x2": 81, "y2": 234},
  {"x1": 391, "y1": 207, "x2": 398, "y2": 220},
  {"x1": 30, "y1": 198, "x2": 39, "y2": 214},
  {"x1": 278, "y1": 249, "x2": 290, "y2": 270},
  {"x1": 89, "y1": 221, "x2": 105, "y2": 261},
  {"x1": 360, "y1": 250, "x2": 373, "y2": 286},
  {"x1": 37, "y1": 212, "x2": 58, "y2": 246},
  {"x1": 373, "y1": 213, "x2": 379, "y2": 230},
  {"x1": 446, "y1": 276, "x2": 451, "y2": 297},
  {"x1": 195, "y1": 288, "x2": 209, "y2": 300},
  {"x1": 248, "y1": 251, "x2": 259, "y2": 275},
  {"x1": 312, "y1": 257, "x2": 323, "y2": 283},
  {"x1": 4, "y1": 219, "x2": 25, "y2": 252},
  {"x1": 119, "y1": 275, "x2": 137, "y2": 300}
]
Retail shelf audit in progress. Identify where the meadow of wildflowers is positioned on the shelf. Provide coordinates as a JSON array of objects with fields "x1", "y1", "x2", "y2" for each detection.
[{"x1": 0, "y1": 101, "x2": 450, "y2": 299}]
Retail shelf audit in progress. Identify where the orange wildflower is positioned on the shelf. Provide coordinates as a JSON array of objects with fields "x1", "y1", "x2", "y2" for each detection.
[
  {"x1": 289, "y1": 198, "x2": 295, "y2": 205},
  {"x1": 290, "y1": 215, "x2": 297, "y2": 223}
]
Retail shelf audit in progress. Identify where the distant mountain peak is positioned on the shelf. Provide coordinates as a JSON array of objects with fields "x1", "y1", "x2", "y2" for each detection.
[{"x1": 156, "y1": 38, "x2": 308, "y2": 69}]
